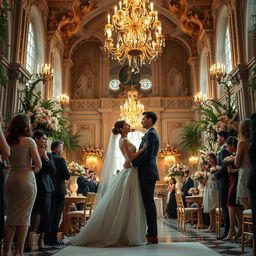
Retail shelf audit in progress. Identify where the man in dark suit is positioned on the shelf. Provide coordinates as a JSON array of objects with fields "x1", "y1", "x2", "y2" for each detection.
[
  {"x1": 87, "y1": 170, "x2": 98, "y2": 193},
  {"x1": 77, "y1": 173, "x2": 90, "y2": 196},
  {"x1": 212, "y1": 130, "x2": 230, "y2": 240},
  {"x1": 130, "y1": 112, "x2": 159, "y2": 244},
  {"x1": 45, "y1": 140, "x2": 70, "y2": 245},
  {"x1": 248, "y1": 113, "x2": 256, "y2": 255},
  {"x1": 181, "y1": 170, "x2": 194, "y2": 206}
]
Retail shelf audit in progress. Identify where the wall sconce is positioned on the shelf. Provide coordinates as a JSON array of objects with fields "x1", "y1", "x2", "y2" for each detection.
[
  {"x1": 36, "y1": 64, "x2": 54, "y2": 83},
  {"x1": 210, "y1": 63, "x2": 226, "y2": 83},
  {"x1": 189, "y1": 156, "x2": 199, "y2": 165},
  {"x1": 164, "y1": 176, "x2": 171, "y2": 182},
  {"x1": 193, "y1": 91, "x2": 207, "y2": 105},
  {"x1": 58, "y1": 93, "x2": 70, "y2": 108}
]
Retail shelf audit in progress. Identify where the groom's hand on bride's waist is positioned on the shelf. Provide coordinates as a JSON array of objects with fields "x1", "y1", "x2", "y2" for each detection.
[{"x1": 123, "y1": 161, "x2": 132, "y2": 168}]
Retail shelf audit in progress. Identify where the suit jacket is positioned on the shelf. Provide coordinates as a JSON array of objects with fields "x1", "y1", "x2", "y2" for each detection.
[
  {"x1": 77, "y1": 176, "x2": 90, "y2": 196},
  {"x1": 132, "y1": 128, "x2": 159, "y2": 180},
  {"x1": 181, "y1": 177, "x2": 194, "y2": 197},
  {"x1": 35, "y1": 152, "x2": 56, "y2": 193},
  {"x1": 248, "y1": 113, "x2": 256, "y2": 188},
  {"x1": 214, "y1": 144, "x2": 230, "y2": 190},
  {"x1": 51, "y1": 153, "x2": 70, "y2": 195}
]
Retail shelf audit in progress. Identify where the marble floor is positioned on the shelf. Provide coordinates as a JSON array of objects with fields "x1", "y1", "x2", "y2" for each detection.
[{"x1": 18, "y1": 219, "x2": 254, "y2": 255}]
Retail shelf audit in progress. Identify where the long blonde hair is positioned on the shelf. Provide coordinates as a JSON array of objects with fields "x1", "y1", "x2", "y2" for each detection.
[{"x1": 238, "y1": 119, "x2": 250, "y2": 140}]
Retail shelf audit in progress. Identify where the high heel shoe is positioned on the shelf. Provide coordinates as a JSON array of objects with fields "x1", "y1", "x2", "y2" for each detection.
[
  {"x1": 222, "y1": 231, "x2": 237, "y2": 241},
  {"x1": 38, "y1": 238, "x2": 45, "y2": 251}
]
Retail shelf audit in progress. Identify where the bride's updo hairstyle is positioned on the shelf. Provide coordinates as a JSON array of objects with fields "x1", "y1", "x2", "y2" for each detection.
[{"x1": 112, "y1": 120, "x2": 125, "y2": 135}]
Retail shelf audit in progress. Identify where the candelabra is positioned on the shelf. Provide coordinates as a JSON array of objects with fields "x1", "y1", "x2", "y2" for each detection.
[
  {"x1": 36, "y1": 64, "x2": 54, "y2": 83},
  {"x1": 210, "y1": 63, "x2": 226, "y2": 83},
  {"x1": 193, "y1": 91, "x2": 207, "y2": 105},
  {"x1": 57, "y1": 94, "x2": 70, "y2": 108},
  {"x1": 189, "y1": 156, "x2": 199, "y2": 165}
]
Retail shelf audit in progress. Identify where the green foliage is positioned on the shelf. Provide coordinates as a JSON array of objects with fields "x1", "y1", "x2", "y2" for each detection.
[{"x1": 180, "y1": 122, "x2": 203, "y2": 155}]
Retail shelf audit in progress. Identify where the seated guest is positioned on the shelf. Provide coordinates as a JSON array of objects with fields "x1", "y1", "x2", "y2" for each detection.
[
  {"x1": 87, "y1": 170, "x2": 98, "y2": 193},
  {"x1": 4, "y1": 114, "x2": 42, "y2": 256},
  {"x1": 164, "y1": 178, "x2": 177, "y2": 219},
  {"x1": 181, "y1": 170, "x2": 194, "y2": 206},
  {"x1": 45, "y1": 140, "x2": 70, "y2": 245},
  {"x1": 92, "y1": 172, "x2": 99, "y2": 192},
  {"x1": 77, "y1": 170, "x2": 90, "y2": 196}
]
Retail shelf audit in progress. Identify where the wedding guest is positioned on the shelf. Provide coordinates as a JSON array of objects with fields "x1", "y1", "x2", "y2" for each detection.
[
  {"x1": 45, "y1": 140, "x2": 70, "y2": 245},
  {"x1": 0, "y1": 111, "x2": 10, "y2": 241},
  {"x1": 164, "y1": 178, "x2": 177, "y2": 219},
  {"x1": 223, "y1": 137, "x2": 242, "y2": 241},
  {"x1": 77, "y1": 169, "x2": 90, "y2": 196},
  {"x1": 31, "y1": 130, "x2": 56, "y2": 251},
  {"x1": 87, "y1": 170, "x2": 98, "y2": 193},
  {"x1": 212, "y1": 130, "x2": 230, "y2": 240},
  {"x1": 235, "y1": 119, "x2": 250, "y2": 209},
  {"x1": 4, "y1": 114, "x2": 42, "y2": 256},
  {"x1": 181, "y1": 170, "x2": 194, "y2": 206},
  {"x1": 92, "y1": 172, "x2": 99, "y2": 191},
  {"x1": 247, "y1": 113, "x2": 256, "y2": 255},
  {"x1": 203, "y1": 153, "x2": 218, "y2": 232}
]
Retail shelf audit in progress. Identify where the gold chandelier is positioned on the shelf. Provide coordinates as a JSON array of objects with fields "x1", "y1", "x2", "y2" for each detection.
[
  {"x1": 120, "y1": 89, "x2": 145, "y2": 129},
  {"x1": 104, "y1": 0, "x2": 165, "y2": 68}
]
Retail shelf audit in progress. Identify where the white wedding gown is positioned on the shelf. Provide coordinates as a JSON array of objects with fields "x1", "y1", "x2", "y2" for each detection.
[{"x1": 66, "y1": 142, "x2": 147, "y2": 247}]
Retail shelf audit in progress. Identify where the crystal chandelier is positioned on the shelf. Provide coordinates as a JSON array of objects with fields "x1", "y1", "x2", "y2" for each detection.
[
  {"x1": 120, "y1": 89, "x2": 145, "y2": 129},
  {"x1": 210, "y1": 63, "x2": 226, "y2": 83},
  {"x1": 104, "y1": 0, "x2": 165, "y2": 69},
  {"x1": 193, "y1": 91, "x2": 207, "y2": 105}
]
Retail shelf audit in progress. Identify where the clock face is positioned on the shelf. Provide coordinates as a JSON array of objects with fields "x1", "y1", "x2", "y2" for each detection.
[
  {"x1": 109, "y1": 79, "x2": 120, "y2": 90},
  {"x1": 140, "y1": 79, "x2": 152, "y2": 90}
]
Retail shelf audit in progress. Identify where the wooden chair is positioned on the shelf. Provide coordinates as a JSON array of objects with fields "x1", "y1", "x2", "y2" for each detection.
[
  {"x1": 215, "y1": 207, "x2": 223, "y2": 235},
  {"x1": 67, "y1": 192, "x2": 97, "y2": 235},
  {"x1": 175, "y1": 193, "x2": 197, "y2": 232},
  {"x1": 241, "y1": 209, "x2": 253, "y2": 253}
]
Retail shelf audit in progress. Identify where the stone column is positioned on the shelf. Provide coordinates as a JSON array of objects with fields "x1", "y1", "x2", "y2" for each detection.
[
  {"x1": 62, "y1": 59, "x2": 73, "y2": 95},
  {"x1": 100, "y1": 48, "x2": 110, "y2": 97},
  {"x1": 151, "y1": 61, "x2": 162, "y2": 96},
  {"x1": 188, "y1": 57, "x2": 199, "y2": 96}
]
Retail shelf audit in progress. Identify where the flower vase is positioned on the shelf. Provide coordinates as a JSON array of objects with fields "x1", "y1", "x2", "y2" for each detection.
[
  {"x1": 70, "y1": 176, "x2": 78, "y2": 196},
  {"x1": 198, "y1": 182, "x2": 204, "y2": 196},
  {"x1": 174, "y1": 176, "x2": 183, "y2": 193}
]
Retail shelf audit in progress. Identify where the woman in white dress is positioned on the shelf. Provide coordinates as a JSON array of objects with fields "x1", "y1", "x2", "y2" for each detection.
[
  {"x1": 203, "y1": 153, "x2": 218, "y2": 232},
  {"x1": 66, "y1": 120, "x2": 147, "y2": 247}
]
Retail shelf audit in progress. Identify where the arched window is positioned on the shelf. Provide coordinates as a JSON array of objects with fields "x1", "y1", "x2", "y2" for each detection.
[
  {"x1": 26, "y1": 22, "x2": 36, "y2": 74},
  {"x1": 224, "y1": 26, "x2": 232, "y2": 73}
]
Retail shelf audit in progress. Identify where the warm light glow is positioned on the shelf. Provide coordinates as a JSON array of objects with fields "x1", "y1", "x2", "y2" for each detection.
[
  {"x1": 36, "y1": 63, "x2": 54, "y2": 82},
  {"x1": 210, "y1": 63, "x2": 226, "y2": 83},
  {"x1": 86, "y1": 156, "x2": 98, "y2": 163},
  {"x1": 120, "y1": 89, "x2": 145, "y2": 130},
  {"x1": 189, "y1": 156, "x2": 199, "y2": 165},
  {"x1": 193, "y1": 91, "x2": 207, "y2": 105},
  {"x1": 57, "y1": 94, "x2": 70, "y2": 108},
  {"x1": 164, "y1": 155, "x2": 176, "y2": 162},
  {"x1": 164, "y1": 176, "x2": 171, "y2": 182},
  {"x1": 104, "y1": 0, "x2": 165, "y2": 69},
  {"x1": 96, "y1": 176, "x2": 100, "y2": 182}
]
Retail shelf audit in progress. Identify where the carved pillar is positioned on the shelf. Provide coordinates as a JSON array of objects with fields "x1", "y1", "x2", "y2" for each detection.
[
  {"x1": 188, "y1": 57, "x2": 199, "y2": 96},
  {"x1": 151, "y1": 61, "x2": 162, "y2": 96},
  {"x1": 62, "y1": 59, "x2": 73, "y2": 95},
  {"x1": 100, "y1": 49, "x2": 110, "y2": 97}
]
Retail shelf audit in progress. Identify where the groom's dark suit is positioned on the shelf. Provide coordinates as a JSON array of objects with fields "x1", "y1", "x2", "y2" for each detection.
[{"x1": 132, "y1": 127, "x2": 159, "y2": 238}]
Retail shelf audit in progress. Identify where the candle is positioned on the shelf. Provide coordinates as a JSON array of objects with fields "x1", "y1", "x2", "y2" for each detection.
[
  {"x1": 150, "y1": 2, "x2": 154, "y2": 11},
  {"x1": 107, "y1": 14, "x2": 110, "y2": 24}
]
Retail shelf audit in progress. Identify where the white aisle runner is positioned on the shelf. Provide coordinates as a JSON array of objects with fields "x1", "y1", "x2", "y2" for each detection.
[{"x1": 53, "y1": 242, "x2": 220, "y2": 256}]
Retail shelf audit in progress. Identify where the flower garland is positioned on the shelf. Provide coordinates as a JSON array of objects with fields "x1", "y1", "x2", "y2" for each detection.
[
  {"x1": 81, "y1": 144, "x2": 104, "y2": 161},
  {"x1": 159, "y1": 144, "x2": 179, "y2": 159},
  {"x1": 68, "y1": 161, "x2": 85, "y2": 176},
  {"x1": 168, "y1": 163, "x2": 188, "y2": 177},
  {"x1": 192, "y1": 171, "x2": 206, "y2": 181}
]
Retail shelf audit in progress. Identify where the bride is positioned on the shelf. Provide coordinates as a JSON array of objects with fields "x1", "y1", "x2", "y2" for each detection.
[{"x1": 66, "y1": 120, "x2": 147, "y2": 247}]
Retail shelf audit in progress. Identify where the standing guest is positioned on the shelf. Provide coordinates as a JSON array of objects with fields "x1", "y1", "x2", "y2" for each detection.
[
  {"x1": 45, "y1": 140, "x2": 70, "y2": 245},
  {"x1": 0, "y1": 112, "x2": 10, "y2": 241},
  {"x1": 203, "y1": 153, "x2": 218, "y2": 232},
  {"x1": 248, "y1": 113, "x2": 256, "y2": 256},
  {"x1": 212, "y1": 130, "x2": 230, "y2": 240},
  {"x1": 31, "y1": 130, "x2": 56, "y2": 251},
  {"x1": 4, "y1": 114, "x2": 42, "y2": 256},
  {"x1": 223, "y1": 137, "x2": 242, "y2": 240},
  {"x1": 164, "y1": 178, "x2": 177, "y2": 219},
  {"x1": 235, "y1": 119, "x2": 250, "y2": 209},
  {"x1": 181, "y1": 170, "x2": 194, "y2": 206}
]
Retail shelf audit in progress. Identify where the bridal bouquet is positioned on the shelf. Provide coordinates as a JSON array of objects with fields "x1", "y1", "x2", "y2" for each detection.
[
  {"x1": 159, "y1": 144, "x2": 180, "y2": 159},
  {"x1": 223, "y1": 155, "x2": 235, "y2": 165},
  {"x1": 209, "y1": 166, "x2": 217, "y2": 174},
  {"x1": 81, "y1": 144, "x2": 103, "y2": 160},
  {"x1": 68, "y1": 161, "x2": 85, "y2": 176},
  {"x1": 168, "y1": 163, "x2": 188, "y2": 177},
  {"x1": 188, "y1": 187, "x2": 199, "y2": 195},
  {"x1": 192, "y1": 171, "x2": 206, "y2": 181},
  {"x1": 27, "y1": 106, "x2": 61, "y2": 132}
]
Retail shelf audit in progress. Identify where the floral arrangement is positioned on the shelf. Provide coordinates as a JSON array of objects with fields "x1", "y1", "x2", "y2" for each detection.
[
  {"x1": 68, "y1": 161, "x2": 85, "y2": 176},
  {"x1": 212, "y1": 115, "x2": 237, "y2": 133},
  {"x1": 155, "y1": 188, "x2": 166, "y2": 197},
  {"x1": 159, "y1": 144, "x2": 180, "y2": 159},
  {"x1": 188, "y1": 187, "x2": 199, "y2": 195},
  {"x1": 81, "y1": 144, "x2": 104, "y2": 160},
  {"x1": 168, "y1": 163, "x2": 188, "y2": 177},
  {"x1": 27, "y1": 106, "x2": 61, "y2": 132},
  {"x1": 209, "y1": 166, "x2": 217, "y2": 174},
  {"x1": 223, "y1": 155, "x2": 235, "y2": 165},
  {"x1": 192, "y1": 171, "x2": 206, "y2": 181}
]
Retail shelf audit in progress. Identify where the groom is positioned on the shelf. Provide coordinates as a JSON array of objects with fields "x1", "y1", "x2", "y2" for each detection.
[{"x1": 125, "y1": 112, "x2": 159, "y2": 244}]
